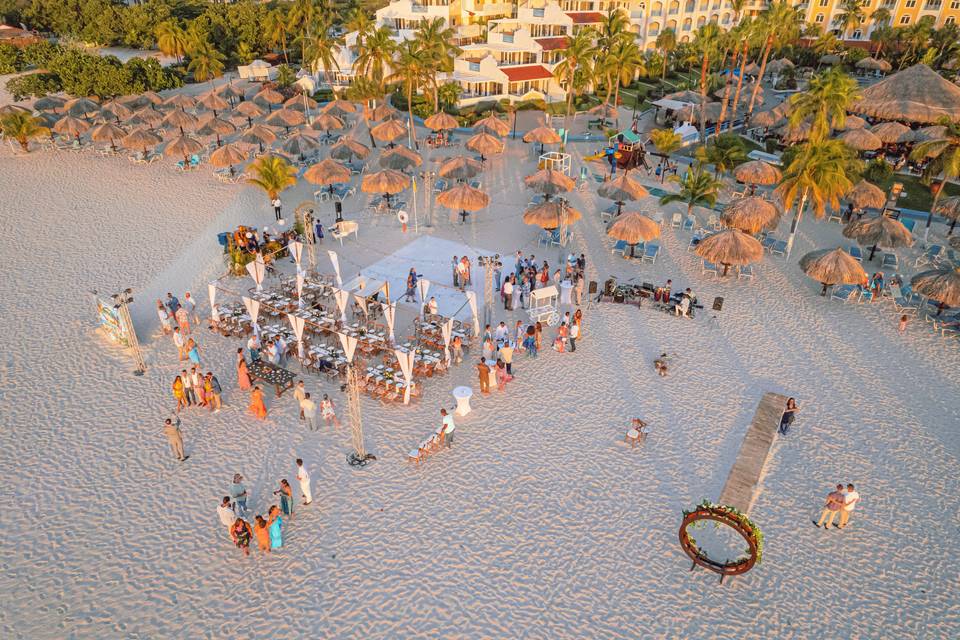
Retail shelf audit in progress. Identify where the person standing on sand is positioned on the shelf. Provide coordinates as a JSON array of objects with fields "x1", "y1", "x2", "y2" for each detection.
[
  {"x1": 186, "y1": 338, "x2": 201, "y2": 367},
  {"x1": 163, "y1": 417, "x2": 186, "y2": 460},
  {"x1": 440, "y1": 408, "x2": 455, "y2": 447},
  {"x1": 206, "y1": 372, "x2": 222, "y2": 412},
  {"x1": 267, "y1": 506, "x2": 283, "y2": 549},
  {"x1": 190, "y1": 367, "x2": 205, "y2": 407},
  {"x1": 157, "y1": 300, "x2": 173, "y2": 335},
  {"x1": 452, "y1": 255, "x2": 459, "y2": 288},
  {"x1": 296, "y1": 458, "x2": 312, "y2": 505},
  {"x1": 249, "y1": 386, "x2": 267, "y2": 419},
  {"x1": 254, "y1": 516, "x2": 271, "y2": 553},
  {"x1": 175, "y1": 306, "x2": 190, "y2": 335},
  {"x1": 172, "y1": 376, "x2": 187, "y2": 413},
  {"x1": 779, "y1": 398, "x2": 799, "y2": 435},
  {"x1": 272, "y1": 197, "x2": 283, "y2": 222},
  {"x1": 405, "y1": 268, "x2": 418, "y2": 302},
  {"x1": 495, "y1": 359, "x2": 512, "y2": 391},
  {"x1": 320, "y1": 394, "x2": 340, "y2": 428},
  {"x1": 838, "y1": 484, "x2": 860, "y2": 529},
  {"x1": 451, "y1": 335, "x2": 463, "y2": 364},
  {"x1": 231, "y1": 517, "x2": 253, "y2": 556},
  {"x1": 217, "y1": 497, "x2": 235, "y2": 536},
  {"x1": 500, "y1": 341, "x2": 514, "y2": 375},
  {"x1": 173, "y1": 326, "x2": 186, "y2": 361},
  {"x1": 294, "y1": 380, "x2": 306, "y2": 420},
  {"x1": 814, "y1": 484, "x2": 845, "y2": 529},
  {"x1": 898, "y1": 315, "x2": 909, "y2": 334},
  {"x1": 275, "y1": 480, "x2": 294, "y2": 517},
  {"x1": 301, "y1": 392, "x2": 318, "y2": 431},
  {"x1": 166, "y1": 292, "x2": 181, "y2": 317},
  {"x1": 569, "y1": 320, "x2": 579, "y2": 352},
  {"x1": 237, "y1": 349, "x2": 252, "y2": 390},
  {"x1": 183, "y1": 291, "x2": 199, "y2": 326},
  {"x1": 477, "y1": 358, "x2": 491, "y2": 395},
  {"x1": 231, "y1": 474, "x2": 248, "y2": 515},
  {"x1": 534, "y1": 322, "x2": 543, "y2": 352}
]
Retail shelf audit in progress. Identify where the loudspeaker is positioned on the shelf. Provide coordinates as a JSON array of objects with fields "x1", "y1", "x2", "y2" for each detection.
[
  {"x1": 712, "y1": 296, "x2": 724, "y2": 312},
  {"x1": 334, "y1": 201, "x2": 343, "y2": 222},
  {"x1": 588, "y1": 281, "x2": 598, "y2": 294}
]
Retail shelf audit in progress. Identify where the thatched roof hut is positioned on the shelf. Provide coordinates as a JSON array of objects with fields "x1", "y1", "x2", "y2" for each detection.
[{"x1": 850, "y1": 63, "x2": 960, "y2": 124}]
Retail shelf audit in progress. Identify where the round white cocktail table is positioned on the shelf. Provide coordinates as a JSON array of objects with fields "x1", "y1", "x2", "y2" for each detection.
[
  {"x1": 559, "y1": 279, "x2": 573, "y2": 305},
  {"x1": 452, "y1": 385, "x2": 473, "y2": 417}
]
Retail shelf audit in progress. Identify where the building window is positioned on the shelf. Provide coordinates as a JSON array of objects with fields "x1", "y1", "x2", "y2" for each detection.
[
  {"x1": 818, "y1": 0, "x2": 828, "y2": 5},
  {"x1": 815, "y1": 13, "x2": 824, "y2": 22},
  {"x1": 852, "y1": 29, "x2": 862, "y2": 38},
  {"x1": 899, "y1": 14, "x2": 910, "y2": 23},
  {"x1": 904, "y1": 0, "x2": 916, "y2": 6},
  {"x1": 533, "y1": 7, "x2": 545, "y2": 16},
  {"x1": 947, "y1": 16, "x2": 956, "y2": 23},
  {"x1": 952, "y1": 0, "x2": 960, "y2": 8},
  {"x1": 503, "y1": 33, "x2": 514, "y2": 42},
  {"x1": 469, "y1": 62, "x2": 480, "y2": 71}
]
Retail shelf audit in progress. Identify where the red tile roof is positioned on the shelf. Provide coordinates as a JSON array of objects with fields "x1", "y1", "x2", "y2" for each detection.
[
  {"x1": 535, "y1": 37, "x2": 567, "y2": 51},
  {"x1": 501, "y1": 65, "x2": 555, "y2": 82},
  {"x1": 566, "y1": 12, "x2": 604, "y2": 24}
]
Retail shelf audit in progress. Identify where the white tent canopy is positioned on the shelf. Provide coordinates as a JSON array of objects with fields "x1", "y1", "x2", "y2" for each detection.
[
  {"x1": 382, "y1": 301, "x2": 397, "y2": 343},
  {"x1": 328, "y1": 250, "x2": 342, "y2": 286},
  {"x1": 242, "y1": 296, "x2": 261, "y2": 335},
  {"x1": 208, "y1": 282, "x2": 219, "y2": 321},
  {"x1": 287, "y1": 313, "x2": 305, "y2": 358},
  {"x1": 393, "y1": 348, "x2": 415, "y2": 404}
]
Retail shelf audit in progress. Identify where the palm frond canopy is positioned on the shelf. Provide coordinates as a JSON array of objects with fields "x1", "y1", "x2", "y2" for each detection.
[
  {"x1": 851, "y1": 64, "x2": 960, "y2": 124},
  {"x1": 933, "y1": 196, "x2": 960, "y2": 221},
  {"x1": 438, "y1": 156, "x2": 483, "y2": 180},
  {"x1": 845, "y1": 180, "x2": 886, "y2": 209},
  {"x1": 523, "y1": 201, "x2": 582, "y2": 228},
  {"x1": 379, "y1": 145, "x2": 422, "y2": 171},
  {"x1": 424, "y1": 112, "x2": 459, "y2": 131},
  {"x1": 524, "y1": 169, "x2": 575, "y2": 195},
  {"x1": 597, "y1": 172, "x2": 649, "y2": 202},
  {"x1": 198, "y1": 92, "x2": 230, "y2": 111},
  {"x1": 235, "y1": 101, "x2": 265, "y2": 118},
  {"x1": 265, "y1": 108, "x2": 306, "y2": 128},
  {"x1": 799, "y1": 248, "x2": 868, "y2": 285},
  {"x1": 839, "y1": 128, "x2": 883, "y2": 151},
  {"x1": 64, "y1": 97, "x2": 101, "y2": 118},
  {"x1": 52, "y1": 115, "x2": 90, "y2": 136},
  {"x1": 34, "y1": 96, "x2": 66, "y2": 112},
  {"x1": 465, "y1": 132, "x2": 504, "y2": 155},
  {"x1": 253, "y1": 87, "x2": 285, "y2": 106},
  {"x1": 284, "y1": 94, "x2": 319, "y2": 111},
  {"x1": 310, "y1": 113, "x2": 345, "y2": 131},
  {"x1": 870, "y1": 121, "x2": 911, "y2": 144},
  {"x1": 89, "y1": 122, "x2": 126, "y2": 142},
  {"x1": 474, "y1": 115, "x2": 510, "y2": 137},
  {"x1": 129, "y1": 108, "x2": 164, "y2": 127},
  {"x1": 371, "y1": 103, "x2": 399, "y2": 121},
  {"x1": 100, "y1": 100, "x2": 133, "y2": 121},
  {"x1": 322, "y1": 99, "x2": 357, "y2": 116},
  {"x1": 720, "y1": 196, "x2": 782, "y2": 234},
  {"x1": 910, "y1": 267, "x2": 960, "y2": 307},
  {"x1": 733, "y1": 160, "x2": 782, "y2": 185},
  {"x1": 842, "y1": 215, "x2": 914, "y2": 248},
  {"x1": 163, "y1": 134, "x2": 204, "y2": 158},
  {"x1": 522, "y1": 126, "x2": 561, "y2": 144},
  {"x1": 662, "y1": 90, "x2": 706, "y2": 104},
  {"x1": 121, "y1": 127, "x2": 161, "y2": 150},
  {"x1": 196, "y1": 116, "x2": 236, "y2": 136},
  {"x1": 239, "y1": 124, "x2": 278, "y2": 145},
  {"x1": 370, "y1": 118, "x2": 407, "y2": 142},
  {"x1": 361, "y1": 169, "x2": 411, "y2": 194},
  {"x1": 209, "y1": 142, "x2": 248, "y2": 167},
  {"x1": 694, "y1": 229, "x2": 764, "y2": 266},
  {"x1": 162, "y1": 109, "x2": 199, "y2": 131},
  {"x1": 303, "y1": 158, "x2": 350, "y2": 185},
  {"x1": 838, "y1": 115, "x2": 868, "y2": 130},
  {"x1": 437, "y1": 183, "x2": 490, "y2": 212},
  {"x1": 164, "y1": 94, "x2": 196, "y2": 110},
  {"x1": 778, "y1": 120, "x2": 812, "y2": 143},
  {"x1": 588, "y1": 103, "x2": 619, "y2": 119},
  {"x1": 329, "y1": 137, "x2": 371, "y2": 160},
  {"x1": 605, "y1": 212, "x2": 660, "y2": 244},
  {"x1": 281, "y1": 132, "x2": 320, "y2": 156}
]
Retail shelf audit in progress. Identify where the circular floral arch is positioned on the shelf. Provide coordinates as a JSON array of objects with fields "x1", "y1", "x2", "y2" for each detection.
[{"x1": 678, "y1": 500, "x2": 764, "y2": 577}]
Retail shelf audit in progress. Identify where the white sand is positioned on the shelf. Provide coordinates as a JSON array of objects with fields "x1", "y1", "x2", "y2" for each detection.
[{"x1": 1, "y1": 123, "x2": 958, "y2": 639}]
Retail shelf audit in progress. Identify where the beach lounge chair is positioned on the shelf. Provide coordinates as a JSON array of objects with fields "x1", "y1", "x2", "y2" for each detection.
[
  {"x1": 539, "y1": 230, "x2": 552, "y2": 247},
  {"x1": 688, "y1": 232, "x2": 704, "y2": 252},
  {"x1": 611, "y1": 239, "x2": 628, "y2": 256},
  {"x1": 738, "y1": 264, "x2": 754, "y2": 281},
  {"x1": 770, "y1": 240, "x2": 787, "y2": 256},
  {"x1": 330, "y1": 220, "x2": 359, "y2": 245},
  {"x1": 914, "y1": 245, "x2": 943, "y2": 267},
  {"x1": 831, "y1": 284, "x2": 858, "y2": 302},
  {"x1": 848, "y1": 245, "x2": 863, "y2": 262},
  {"x1": 761, "y1": 236, "x2": 776, "y2": 252},
  {"x1": 702, "y1": 260, "x2": 719, "y2": 277},
  {"x1": 881, "y1": 252, "x2": 899, "y2": 271},
  {"x1": 671, "y1": 213, "x2": 683, "y2": 228},
  {"x1": 827, "y1": 210, "x2": 843, "y2": 224},
  {"x1": 642, "y1": 242, "x2": 660, "y2": 264},
  {"x1": 889, "y1": 284, "x2": 920, "y2": 314},
  {"x1": 707, "y1": 214, "x2": 721, "y2": 230},
  {"x1": 469, "y1": 179, "x2": 482, "y2": 190},
  {"x1": 433, "y1": 179, "x2": 447, "y2": 193},
  {"x1": 681, "y1": 216, "x2": 695, "y2": 232},
  {"x1": 900, "y1": 218, "x2": 916, "y2": 234}
]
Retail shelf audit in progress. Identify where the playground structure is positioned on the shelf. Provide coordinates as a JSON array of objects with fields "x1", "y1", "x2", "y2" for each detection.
[{"x1": 537, "y1": 151, "x2": 571, "y2": 176}]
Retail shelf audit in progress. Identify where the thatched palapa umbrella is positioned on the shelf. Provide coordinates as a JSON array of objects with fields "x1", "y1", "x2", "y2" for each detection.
[
  {"x1": 845, "y1": 180, "x2": 887, "y2": 210},
  {"x1": 778, "y1": 120, "x2": 812, "y2": 143},
  {"x1": 265, "y1": 108, "x2": 306, "y2": 133},
  {"x1": 663, "y1": 90, "x2": 705, "y2": 104},
  {"x1": 721, "y1": 196, "x2": 782, "y2": 234},
  {"x1": 371, "y1": 103, "x2": 399, "y2": 121},
  {"x1": 281, "y1": 131, "x2": 320, "y2": 160},
  {"x1": 799, "y1": 248, "x2": 868, "y2": 295},
  {"x1": 694, "y1": 229, "x2": 764, "y2": 276},
  {"x1": 751, "y1": 108, "x2": 786, "y2": 129},
  {"x1": 907, "y1": 124, "x2": 947, "y2": 143},
  {"x1": 911, "y1": 267, "x2": 960, "y2": 314},
  {"x1": 870, "y1": 121, "x2": 911, "y2": 144},
  {"x1": 437, "y1": 183, "x2": 490, "y2": 223},
  {"x1": 217, "y1": 84, "x2": 245, "y2": 101},
  {"x1": 379, "y1": 145, "x2": 422, "y2": 172},
  {"x1": 734, "y1": 160, "x2": 782, "y2": 187},
  {"x1": 52, "y1": 115, "x2": 90, "y2": 142},
  {"x1": 588, "y1": 102, "x2": 619, "y2": 126},
  {"x1": 856, "y1": 57, "x2": 891, "y2": 72},
  {"x1": 438, "y1": 156, "x2": 482, "y2": 181},
  {"x1": 285, "y1": 94, "x2": 319, "y2": 112},
  {"x1": 523, "y1": 125, "x2": 561, "y2": 154},
  {"x1": 239, "y1": 124, "x2": 277, "y2": 152},
  {"x1": 209, "y1": 142, "x2": 248, "y2": 175},
  {"x1": 234, "y1": 100, "x2": 265, "y2": 127},
  {"x1": 839, "y1": 128, "x2": 883, "y2": 151},
  {"x1": 89, "y1": 122, "x2": 126, "y2": 151},
  {"x1": 34, "y1": 96, "x2": 66, "y2": 112},
  {"x1": 323, "y1": 99, "x2": 357, "y2": 117},
  {"x1": 819, "y1": 54, "x2": 842, "y2": 66},
  {"x1": 121, "y1": 127, "x2": 162, "y2": 156},
  {"x1": 310, "y1": 113, "x2": 344, "y2": 134},
  {"x1": 164, "y1": 134, "x2": 204, "y2": 165},
  {"x1": 129, "y1": 107, "x2": 164, "y2": 128},
  {"x1": 678, "y1": 102, "x2": 721, "y2": 123},
  {"x1": 361, "y1": 168, "x2": 410, "y2": 207},
  {"x1": 123, "y1": 91, "x2": 163, "y2": 110},
  {"x1": 165, "y1": 94, "x2": 196, "y2": 111},
  {"x1": 330, "y1": 137, "x2": 370, "y2": 160},
  {"x1": 851, "y1": 64, "x2": 960, "y2": 124},
  {"x1": 197, "y1": 116, "x2": 236, "y2": 147},
  {"x1": 843, "y1": 215, "x2": 914, "y2": 260},
  {"x1": 524, "y1": 168, "x2": 575, "y2": 197},
  {"x1": 162, "y1": 109, "x2": 198, "y2": 135},
  {"x1": 523, "y1": 201, "x2": 582, "y2": 235},
  {"x1": 64, "y1": 97, "x2": 100, "y2": 119},
  {"x1": 466, "y1": 132, "x2": 504, "y2": 161},
  {"x1": 597, "y1": 171, "x2": 649, "y2": 216},
  {"x1": 765, "y1": 58, "x2": 794, "y2": 75},
  {"x1": 304, "y1": 158, "x2": 350, "y2": 194},
  {"x1": 370, "y1": 118, "x2": 407, "y2": 146},
  {"x1": 838, "y1": 115, "x2": 867, "y2": 131},
  {"x1": 198, "y1": 91, "x2": 230, "y2": 115},
  {"x1": 474, "y1": 115, "x2": 510, "y2": 137},
  {"x1": 606, "y1": 211, "x2": 660, "y2": 257},
  {"x1": 424, "y1": 112, "x2": 459, "y2": 131},
  {"x1": 933, "y1": 196, "x2": 960, "y2": 235},
  {"x1": 100, "y1": 100, "x2": 133, "y2": 124},
  {"x1": 253, "y1": 87, "x2": 284, "y2": 110}
]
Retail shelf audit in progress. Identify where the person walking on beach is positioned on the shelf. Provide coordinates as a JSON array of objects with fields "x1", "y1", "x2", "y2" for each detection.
[
  {"x1": 172, "y1": 376, "x2": 187, "y2": 413},
  {"x1": 163, "y1": 417, "x2": 186, "y2": 461},
  {"x1": 157, "y1": 300, "x2": 173, "y2": 335},
  {"x1": 217, "y1": 496, "x2": 235, "y2": 536},
  {"x1": 500, "y1": 341, "x2": 514, "y2": 375},
  {"x1": 477, "y1": 358, "x2": 491, "y2": 395},
  {"x1": 166, "y1": 292, "x2": 181, "y2": 316},
  {"x1": 272, "y1": 197, "x2": 282, "y2": 222},
  {"x1": 206, "y1": 372, "x2": 222, "y2": 412},
  {"x1": 320, "y1": 394, "x2": 341, "y2": 428},
  {"x1": 254, "y1": 516, "x2": 271, "y2": 553},
  {"x1": 294, "y1": 380, "x2": 306, "y2": 420},
  {"x1": 898, "y1": 314, "x2": 909, "y2": 334},
  {"x1": 237, "y1": 349, "x2": 252, "y2": 390},
  {"x1": 183, "y1": 291, "x2": 199, "y2": 326},
  {"x1": 231, "y1": 474, "x2": 248, "y2": 515},
  {"x1": 267, "y1": 505, "x2": 283, "y2": 550},
  {"x1": 814, "y1": 484, "x2": 845, "y2": 529},
  {"x1": 779, "y1": 398, "x2": 799, "y2": 435},
  {"x1": 440, "y1": 408, "x2": 455, "y2": 447},
  {"x1": 405, "y1": 268, "x2": 418, "y2": 302},
  {"x1": 301, "y1": 392, "x2": 318, "y2": 431},
  {"x1": 451, "y1": 335, "x2": 463, "y2": 364},
  {"x1": 275, "y1": 480, "x2": 294, "y2": 517},
  {"x1": 296, "y1": 458, "x2": 312, "y2": 505},
  {"x1": 249, "y1": 386, "x2": 267, "y2": 420},
  {"x1": 173, "y1": 327, "x2": 187, "y2": 361},
  {"x1": 230, "y1": 517, "x2": 253, "y2": 556},
  {"x1": 838, "y1": 484, "x2": 860, "y2": 529}
]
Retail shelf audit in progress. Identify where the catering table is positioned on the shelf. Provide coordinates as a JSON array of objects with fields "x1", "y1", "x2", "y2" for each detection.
[
  {"x1": 452, "y1": 386, "x2": 473, "y2": 417},
  {"x1": 247, "y1": 360, "x2": 297, "y2": 398}
]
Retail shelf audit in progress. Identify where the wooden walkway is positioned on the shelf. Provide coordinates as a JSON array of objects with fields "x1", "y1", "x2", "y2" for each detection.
[{"x1": 718, "y1": 392, "x2": 788, "y2": 515}]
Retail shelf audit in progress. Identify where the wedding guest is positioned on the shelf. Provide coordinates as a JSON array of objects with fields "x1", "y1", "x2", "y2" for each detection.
[
  {"x1": 230, "y1": 518, "x2": 253, "y2": 556},
  {"x1": 206, "y1": 372, "x2": 222, "y2": 412},
  {"x1": 275, "y1": 480, "x2": 294, "y2": 517},
  {"x1": 180, "y1": 369, "x2": 196, "y2": 407},
  {"x1": 249, "y1": 385, "x2": 267, "y2": 419},
  {"x1": 267, "y1": 506, "x2": 283, "y2": 550},
  {"x1": 254, "y1": 516, "x2": 271, "y2": 553},
  {"x1": 172, "y1": 376, "x2": 187, "y2": 413},
  {"x1": 175, "y1": 306, "x2": 191, "y2": 335},
  {"x1": 183, "y1": 291, "x2": 199, "y2": 326},
  {"x1": 186, "y1": 338, "x2": 201, "y2": 367},
  {"x1": 294, "y1": 380, "x2": 306, "y2": 420},
  {"x1": 157, "y1": 300, "x2": 173, "y2": 335},
  {"x1": 172, "y1": 326, "x2": 187, "y2": 361},
  {"x1": 301, "y1": 392, "x2": 318, "y2": 431},
  {"x1": 163, "y1": 416, "x2": 186, "y2": 460},
  {"x1": 237, "y1": 349, "x2": 251, "y2": 390},
  {"x1": 320, "y1": 394, "x2": 341, "y2": 428},
  {"x1": 230, "y1": 474, "x2": 248, "y2": 514}
]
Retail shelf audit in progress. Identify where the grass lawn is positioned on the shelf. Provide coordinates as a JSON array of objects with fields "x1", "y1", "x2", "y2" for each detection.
[{"x1": 876, "y1": 175, "x2": 960, "y2": 211}]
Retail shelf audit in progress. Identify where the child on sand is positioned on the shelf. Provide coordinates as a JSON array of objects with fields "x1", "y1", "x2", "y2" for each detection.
[
  {"x1": 654, "y1": 354, "x2": 669, "y2": 377},
  {"x1": 899, "y1": 314, "x2": 909, "y2": 334}
]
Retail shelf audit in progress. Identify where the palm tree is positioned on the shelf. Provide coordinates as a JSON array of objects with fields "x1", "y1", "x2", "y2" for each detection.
[
  {"x1": 554, "y1": 29, "x2": 597, "y2": 143},
  {"x1": 776, "y1": 140, "x2": 860, "y2": 256},
  {"x1": 693, "y1": 23, "x2": 721, "y2": 142},
  {"x1": 438, "y1": 82, "x2": 462, "y2": 111},
  {"x1": 655, "y1": 28, "x2": 677, "y2": 82},
  {"x1": 155, "y1": 21, "x2": 188, "y2": 64},
  {"x1": 660, "y1": 163, "x2": 723, "y2": 217},
  {"x1": 832, "y1": 0, "x2": 864, "y2": 41},
  {"x1": 898, "y1": 16, "x2": 935, "y2": 69},
  {"x1": 345, "y1": 7, "x2": 374, "y2": 49},
  {"x1": 275, "y1": 64, "x2": 296, "y2": 89},
  {"x1": 355, "y1": 25, "x2": 397, "y2": 91},
  {"x1": 413, "y1": 18, "x2": 462, "y2": 111},
  {"x1": 247, "y1": 155, "x2": 298, "y2": 207},
  {"x1": 869, "y1": 8, "x2": 893, "y2": 59},
  {"x1": 0, "y1": 111, "x2": 50, "y2": 151},
  {"x1": 716, "y1": 26, "x2": 741, "y2": 135},
  {"x1": 911, "y1": 118, "x2": 960, "y2": 238},
  {"x1": 929, "y1": 22, "x2": 960, "y2": 69},
  {"x1": 288, "y1": 0, "x2": 320, "y2": 62},
  {"x1": 748, "y1": 1, "x2": 802, "y2": 119},
  {"x1": 598, "y1": 9, "x2": 629, "y2": 54},
  {"x1": 304, "y1": 24, "x2": 344, "y2": 81},
  {"x1": 386, "y1": 39, "x2": 430, "y2": 148},
  {"x1": 345, "y1": 76, "x2": 383, "y2": 147},
  {"x1": 600, "y1": 36, "x2": 645, "y2": 128},
  {"x1": 788, "y1": 67, "x2": 860, "y2": 142},
  {"x1": 187, "y1": 35, "x2": 226, "y2": 83},
  {"x1": 730, "y1": 17, "x2": 757, "y2": 126},
  {"x1": 264, "y1": 9, "x2": 291, "y2": 65},
  {"x1": 700, "y1": 133, "x2": 747, "y2": 177}
]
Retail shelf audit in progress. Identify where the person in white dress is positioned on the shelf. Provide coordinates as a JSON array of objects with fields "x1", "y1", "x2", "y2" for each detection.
[
  {"x1": 295, "y1": 458, "x2": 312, "y2": 505},
  {"x1": 320, "y1": 394, "x2": 340, "y2": 428}
]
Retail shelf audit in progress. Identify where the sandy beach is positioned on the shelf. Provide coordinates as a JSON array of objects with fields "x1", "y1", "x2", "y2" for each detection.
[{"x1": 1, "y1": 114, "x2": 958, "y2": 639}]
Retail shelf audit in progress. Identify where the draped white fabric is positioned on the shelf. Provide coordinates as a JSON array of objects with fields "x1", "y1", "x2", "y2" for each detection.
[
  {"x1": 242, "y1": 296, "x2": 261, "y2": 335},
  {"x1": 381, "y1": 302, "x2": 396, "y2": 343},
  {"x1": 328, "y1": 250, "x2": 342, "y2": 286},
  {"x1": 287, "y1": 313, "x2": 305, "y2": 358},
  {"x1": 353, "y1": 293, "x2": 367, "y2": 316},
  {"x1": 394, "y1": 348, "x2": 415, "y2": 404},
  {"x1": 246, "y1": 254, "x2": 266, "y2": 291},
  {"x1": 289, "y1": 241, "x2": 303, "y2": 272},
  {"x1": 441, "y1": 317, "x2": 453, "y2": 365},
  {"x1": 208, "y1": 282, "x2": 219, "y2": 321},
  {"x1": 332, "y1": 287, "x2": 350, "y2": 322},
  {"x1": 417, "y1": 278, "x2": 431, "y2": 303},
  {"x1": 337, "y1": 332, "x2": 358, "y2": 363},
  {"x1": 465, "y1": 290, "x2": 480, "y2": 335},
  {"x1": 296, "y1": 271, "x2": 305, "y2": 308}
]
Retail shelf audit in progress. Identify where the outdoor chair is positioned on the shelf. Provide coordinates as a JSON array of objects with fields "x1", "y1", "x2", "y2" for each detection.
[
  {"x1": 702, "y1": 260, "x2": 719, "y2": 277},
  {"x1": 761, "y1": 236, "x2": 776, "y2": 252},
  {"x1": 831, "y1": 284, "x2": 858, "y2": 303},
  {"x1": 827, "y1": 210, "x2": 843, "y2": 224},
  {"x1": 681, "y1": 217, "x2": 695, "y2": 232},
  {"x1": 900, "y1": 218, "x2": 917, "y2": 234},
  {"x1": 848, "y1": 245, "x2": 863, "y2": 262},
  {"x1": 611, "y1": 239, "x2": 628, "y2": 256},
  {"x1": 881, "y1": 252, "x2": 899, "y2": 271},
  {"x1": 707, "y1": 214, "x2": 721, "y2": 230},
  {"x1": 914, "y1": 245, "x2": 944, "y2": 267},
  {"x1": 671, "y1": 213, "x2": 683, "y2": 229},
  {"x1": 770, "y1": 240, "x2": 787, "y2": 256},
  {"x1": 642, "y1": 242, "x2": 660, "y2": 264},
  {"x1": 469, "y1": 180, "x2": 482, "y2": 190},
  {"x1": 738, "y1": 264, "x2": 755, "y2": 281},
  {"x1": 433, "y1": 179, "x2": 447, "y2": 193}
]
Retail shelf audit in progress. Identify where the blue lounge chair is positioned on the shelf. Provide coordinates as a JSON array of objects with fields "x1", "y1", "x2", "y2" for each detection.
[
  {"x1": 738, "y1": 264, "x2": 754, "y2": 281},
  {"x1": 848, "y1": 245, "x2": 863, "y2": 262},
  {"x1": 770, "y1": 240, "x2": 788, "y2": 256},
  {"x1": 611, "y1": 239, "x2": 628, "y2": 255},
  {"x1": 831, "y1": 284, "x2": 857, "y2": 302},
  {"x1": 761, "y1": 236, "x2": 776, "y2": 252},
  {"x1": 890, "y1": 284, "x2": 920, "y2": 314},
  {"x1": 702, "y1": 260, "x2": 719, "y2": 277},
  {"x1": 900, "y1": 218, "x2": 916, "y2": 234},
  {"x1": 681, "y1": 217, "x2": 695, "y2": 232},
  {"x1": 914, "y1": 244, "x2": 943, "y2": 267},
  {"x1": 881, "y1": 252, "x2": 899, "y2": 271},
  {"x1": 642, "y1": 242, "x2": 660, "y2": 264},
  {"x1": 469, "y1": 179, "x2": 482, "y2": 190},
  {"x1": 688, "y1": 233, "x2": 704, "y2": 252},
  {"x1": 538, "y1": 230, "x2": 552, "y2": 247},
  {"x1": 433, "y1": 179, "x2": 447, "y2": 193}
]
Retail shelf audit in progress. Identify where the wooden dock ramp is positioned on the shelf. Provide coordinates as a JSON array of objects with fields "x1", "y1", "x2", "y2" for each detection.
[{"x1": 718, "y1": 392, "x2": 788, "y2": 514}]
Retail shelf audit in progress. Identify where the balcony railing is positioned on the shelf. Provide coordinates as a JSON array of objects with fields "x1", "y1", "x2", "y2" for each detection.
[
  {"x1": 922, "y1": 0, "x2": 942, "y2": 9},
  {"x1": 411, "y1": 4, "x2": 429, "y2": 13}
]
